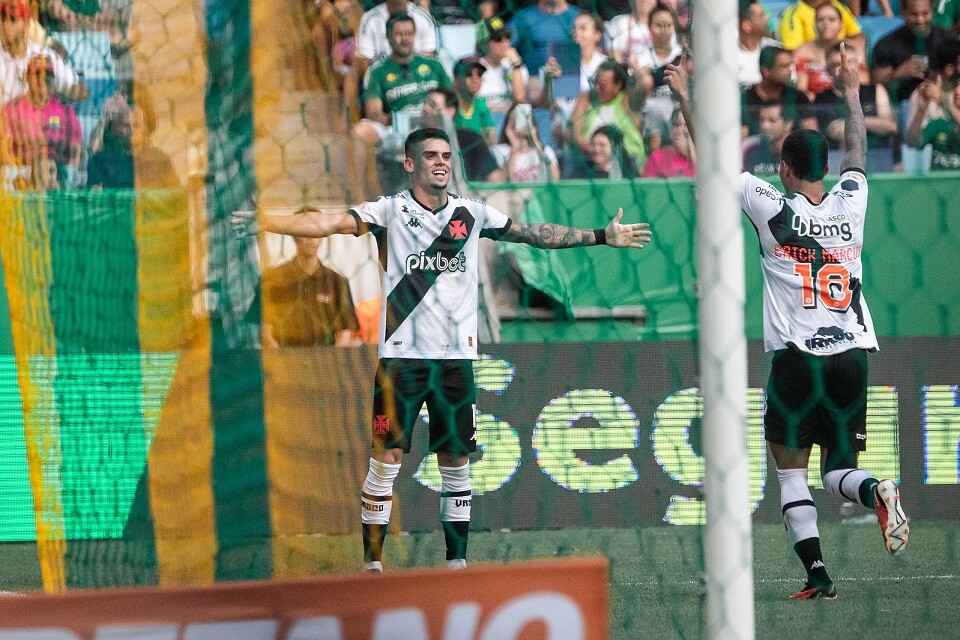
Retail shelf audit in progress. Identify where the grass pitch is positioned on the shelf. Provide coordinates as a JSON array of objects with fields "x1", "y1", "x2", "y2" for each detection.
[{"x1": 2, "y1": 521, "x2": 957, "y2": 639}]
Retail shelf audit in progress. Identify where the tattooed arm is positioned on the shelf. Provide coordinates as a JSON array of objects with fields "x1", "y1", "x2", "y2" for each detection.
[
  {"x1": 837, "y1": 42, "x2": 867, "y2": 173},
  {"x1": 500, "y1": 208, "x2": 652, "y2": 249}
]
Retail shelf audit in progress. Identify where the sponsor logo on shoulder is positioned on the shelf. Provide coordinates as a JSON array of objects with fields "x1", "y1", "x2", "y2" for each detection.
[
  {"x1": 755, "y1": 185, "x2": 783, "y2": 201},
  {"x1": 805, "y1": 326, "x2": 855, "y2": 351}
]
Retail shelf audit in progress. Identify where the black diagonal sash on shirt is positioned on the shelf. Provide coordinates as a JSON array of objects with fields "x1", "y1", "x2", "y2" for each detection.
[{"x1": 384, "y1": 206, "x2": 475, "y2": 340}]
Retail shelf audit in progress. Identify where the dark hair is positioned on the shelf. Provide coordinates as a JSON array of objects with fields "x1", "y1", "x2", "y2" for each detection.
[
  {"x1": 429, "y1": 87, "x2": 457, "y2": 109},
  {"x1": 932, "y1": 37, "x2": 960, "y2": 72},
  {"x1": 386, "y1": 11, "x2": 415, "y2": 36},
  {"x1": 577, "y1": 12, "x2": 605, "y2": 37},
  {"x1": 648, "y1": 3, "x2": 676, "y2": 25},
  {"x1": 758, "y1": 102, "x2": 786, "y2": 118},
  {"x1": 781, "y1": 129, "x2": 829, "y2": 181},
  {"x1": 498, "y1": 102, "x2": 540, "y2": 145},
  {"x1": 739, "y1": 0, "x2": 759, "y2": 22},
  {"x1": 405, "y1": 127, "x2": 450, "y2": 157},
  {"x1": 591, "y1": 125, "x2": 633, "y2": 175},
  {"x1": 759, "y1": 44, "x2": 787, "y2": 69},
  {"x1": 595, "y1": 60, "x2": 629, "y2": 92},
  {"x1": 593, "y1": 124, "x2": 624, "y2": 146}
]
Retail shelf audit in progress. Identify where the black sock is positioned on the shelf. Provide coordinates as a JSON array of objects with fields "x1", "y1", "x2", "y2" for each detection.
[
  {"x1": 442, "y1": 520, "x2": 469, "y2": 561},
  {"x1": 794, "y1": 537, "x2": 831, "y2": 586},
  {"x1": 859, "y1": 478, "x2": 879, "y2": 509},
  {"x1": 362, "y1": 523, "x2": 388, "y2": 563}
]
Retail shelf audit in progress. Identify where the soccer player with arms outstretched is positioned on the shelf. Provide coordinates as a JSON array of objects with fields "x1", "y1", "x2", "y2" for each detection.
[
  {"x1": 740, "y1": 43, "x2": 908, "y2": 600},
  {"x1": 233, "y1": 127, "x2": 652, "y2": 573}
]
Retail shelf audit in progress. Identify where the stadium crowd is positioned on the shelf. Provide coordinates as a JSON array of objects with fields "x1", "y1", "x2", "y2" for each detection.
[
  {"x1": 0, "y1": 0, "x2": 956, "y2": 193},
  {"x1": 0, "y1": 0, "x2": 176, "y2": 191},
  {"x1": 315, "y1": 0, "x2": 960, "y2": 196}
]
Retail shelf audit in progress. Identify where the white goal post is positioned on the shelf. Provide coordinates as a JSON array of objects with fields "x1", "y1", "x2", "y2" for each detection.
[{"x1": 692, "y1": 0, "x2": 756, "y2": 637}]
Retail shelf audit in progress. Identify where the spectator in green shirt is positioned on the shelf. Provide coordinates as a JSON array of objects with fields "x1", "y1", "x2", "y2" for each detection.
[
  {"x1": 907, "y1": 75, "x2": 960, "y2": 170},
  {"x1": 933, "y1": 0, "x2": 960, "y2": 34},
  {"x1": 354, "y1": 13, "x2": 451, "y2": 148},
  {"x1": 452, "y1": 56, "x2": 498, "y2": 147}
]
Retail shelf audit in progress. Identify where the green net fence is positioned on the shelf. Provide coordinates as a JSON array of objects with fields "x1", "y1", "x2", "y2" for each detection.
[{"x1": 0, "y1": 0, "x2": 958, "y2": 638}]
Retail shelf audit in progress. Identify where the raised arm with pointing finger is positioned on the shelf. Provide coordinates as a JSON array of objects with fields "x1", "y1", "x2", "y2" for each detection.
[{"x1": 836, "y1": 42, "x2": 867, "y2": 173}]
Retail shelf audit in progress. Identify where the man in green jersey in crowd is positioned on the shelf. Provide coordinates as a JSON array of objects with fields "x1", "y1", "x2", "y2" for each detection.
[{"x1": 353, "y1": 11, "x2": 452, "y2": 196}]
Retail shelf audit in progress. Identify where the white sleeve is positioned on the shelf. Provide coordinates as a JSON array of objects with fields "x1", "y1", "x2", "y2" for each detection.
[
  {"x1": 606, "y1": 16, "x2": 626, "y2": 50},
  {"x1": 349, "y1": 197, "x2": 391, "y2": 232},
  {"x1": 413, "y1": 9, "x2": 437, "y2": 53},
  {"x1": 829, "y1": 169, "x2": 869, "y2": 225},
  {"x1": 355, "y1": 14, "x2": 378, "y2": 60},
  {"x1": 479, "y1": 202, "x2": 512, "y2": 238},
  {"x1": 51, "y1": 52, "x2": 79, "y2": 91},
  {"x1": 543, "y1": 145, "x2": 558, "y2": 166},
  {"x1": 740, "y1": 172, "x2": 785, "y2": 229}
]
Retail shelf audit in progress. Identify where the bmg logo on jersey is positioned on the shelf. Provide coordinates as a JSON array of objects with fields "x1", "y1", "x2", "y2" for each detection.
[
  {"x1": 791, "y1": 212, "x2": 852, "y2": 242},
  {"x1": 405, "y1": 251, "x2": 467, "y2": 274}
]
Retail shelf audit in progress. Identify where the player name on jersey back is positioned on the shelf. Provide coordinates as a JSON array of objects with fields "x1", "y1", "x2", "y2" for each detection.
[{"x1": 741, "y1": 170, "x2": 879, "y2": 355}]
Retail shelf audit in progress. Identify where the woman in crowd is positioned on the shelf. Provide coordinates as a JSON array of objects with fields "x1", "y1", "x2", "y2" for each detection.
[
  {"x1": 570, "y1": 125, "x2": 640, "y2": 179},
  {"x1": 533, "y1": 11, "x2": 609, "y2": 139},
  {"x1": 570, "y1": 60, "x2": 646, "y2": 169},
  {"x1": 498, "y1": 102, "x2": 561, "y2": 183},
  {"x1": 571, "y1": 13, "x2": 608, "y2": 94},
  {"x1": 794, "y1": 3, "x2": 867, "y2": 98},
  {"x1": 87, "y1": 101, "x2": 179, "y2": 189},
  {"x1": 630, "y1": 4, "x2": 685, "y2": 151},
  {"x1": 606, "y1": 0, "x2": 660, "y2": 65},
  {"x1": 1, "y1": 54, "x2": 82, "y2": 190},
  {"x1": 641, "y1": 109, "x2": 695, "y2": 177}
]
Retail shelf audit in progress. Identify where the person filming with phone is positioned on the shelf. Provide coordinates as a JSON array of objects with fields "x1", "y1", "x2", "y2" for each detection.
[
  {"x1": 498, "y1": 102, "x2": 561, "y2": 182},
  {"x1": 870, "y1": 0, "x2": 960, "y2": 104}
]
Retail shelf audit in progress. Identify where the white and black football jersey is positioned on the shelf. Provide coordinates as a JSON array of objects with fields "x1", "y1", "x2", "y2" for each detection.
[
  {"x1": 350, "y1": 191, "x2": 512, "y2": 360},
  {"x1": 741, "y1": 169, "x2": 878, "y2": 355}
]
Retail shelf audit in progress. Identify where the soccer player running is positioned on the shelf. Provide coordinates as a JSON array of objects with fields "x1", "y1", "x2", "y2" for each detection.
[
  {"x1": 741, "y1": 43, "x2": 908, "y2": 600},
  {"x1": 232, "y1": 127, "x2": 651, "y2": 573}
]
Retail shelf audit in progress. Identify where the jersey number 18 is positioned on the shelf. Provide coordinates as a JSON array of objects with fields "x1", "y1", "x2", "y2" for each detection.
[{"x1": 794, "y1": 263, "x2": 852, "y2": 311}]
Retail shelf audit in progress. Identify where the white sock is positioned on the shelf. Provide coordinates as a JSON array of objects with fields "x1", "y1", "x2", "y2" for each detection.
[
  {"x1": 438, "y1": 463, "x2": 471, "y2": 523},
  {"x1": 361, "y1": 458, "x2": 400, "y2": 525},
  {"x1": 778, "y1": 468, "x2": 819, "y2": 543},
  {"x1": 823, "y1": 468, "x2": 874, "y2": 506}
]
